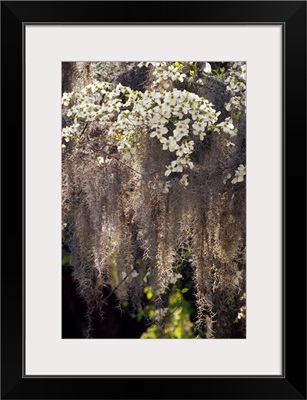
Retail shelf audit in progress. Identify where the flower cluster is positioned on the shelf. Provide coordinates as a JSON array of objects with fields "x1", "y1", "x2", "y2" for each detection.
[
  {"x1": 62, "y1": 81, "x2": 114, "y2": 132},
  {"x1": 139, "y1": 89, "x2": 220, "y2": 178},
  {"x1": 231, "y1": 164, "x2": 246, "y2": 184},
  {"x1": 219, "y1": 63, "x2": 247, "y2": 182},
  {"x1": 62, "y1": 123, "x2": 80, "y2": 143},
  {"x1": 62, "y1": 81, "x2": 221, "y2": 184},
  {"x1": 62, "y1": 91, "x2": 74, "y2": 106},
  {"x1": 214, "y1": 116, "x2": 238, "y2": 147},
  {"x1": 224, "y1": 62, "x2": 246, "y2": 112},
  {"x1": 138, "y1": 61, "x2": 186, "y2": 88},
  {"x1": 62, "y1": 62, "x2": 246, "y2": 189},
  {"x1": 236, "y1": 305, "x2": 246, "y2": 320},
  {"x1": 216, "y1": 117, "x2": 237, "y2": 136}
]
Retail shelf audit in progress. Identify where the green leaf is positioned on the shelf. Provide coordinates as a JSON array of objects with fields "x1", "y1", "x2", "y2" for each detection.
[
  {"x1": 144, "y1": 286, "x2": 153, "y2": 300},
  {"x1": 62, "y1": 255, "x2": 70, "y2": 266},
  {"x1": 182, "y1": 288, "x2": 189, "y2": 293}
]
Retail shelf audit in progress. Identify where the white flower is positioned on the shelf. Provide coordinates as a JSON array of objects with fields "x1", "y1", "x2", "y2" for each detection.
[
  {"x1": 176, "y1": 142, "x2": 191, "y2": 157},
  {"x1": 160, "y1": 136, "x2": 178, "y2": 152},
  {"x1": 181, "y1": 154, "x2": 194, "y2": 169},
  {"x1": 67, "y1": 105, "x2": 78, "y2": 117},
  {"x1": 185, "y1": 140, "x2": 194, "y2": 153},
  {"x1": 86, "y1": 111, "x2": 97, "y2": 122},
  {"x1": 190, "y1": 108, "x2": 200, "y2": 120},
  {"x1": 150, "y1": 91, "x2": 162, "y2": 103},
  {"x1": 216, "y1": 117, "x2": 237, "y2": 137},
  {"x1": 173, "y1": 129, "x2": 188, "y2": 141},
  {"x1": 202, "y1": 62, "x2": 212, "y2": 74},
  {"x1": 161, "y1": 181, "x2": 171, "y2": 194},
  {"x1": 179, "y1": 102, "x2": 190, "y2": 114},
  {"x1": 120, "y1": 144, "x2": 136, "y2": 160},
  {"x1": 180, "y1": 174, "x2": 189, "y2": 187},
  {"x1": 175, "y1": 160, "x2": 184, "y2": 172},
  {"x1": 164, "y1": 93, "x2": 177, "y2": 106},
  {"x1": 62, "y1": 92, "x2": 73, "y2": 106},
  {"x1": 150, "y1": 126, "x2": 168, "y2": 139},
  {"x1": 231, "y1": 164, "x2": 246, "y2": 184},
  {"x1": 178, "y1": 118, "x2": 190, "y2": 127},
  {"x1": 131, "y1": 270, "x2": 138, "y2": 278},
  {"x1": 62, "y1": 125, "x2": 77, "y2": 142},
  {"x1": 170, "y1": 273, "x2": 182, "y2": 284},
  {"x1": 178, "y1": 73, "x2": 186, "y2": 82},
  {"x1": 165, "y1": 160, "x2": 177, "y2": 176},
  {"x1": 240, "y1": 64, "x2": 247, "y2": 81},
  {"x1": 164, "y1": 159, "x2": 185, "y2": 176},
  {"x1": 150, "y1": 115, "x2": 168, "y2": 128},
  {"x1": 225, "y1": 140, "x2": 235, "y2": 147},
  {"x1": 192, "y1": 120, "x2": 206, "y2": 133},
  {"x1": 225, "y1": 96, "x2": 241, "y2": 112},
  {"x1": 173, "y1": 119, "x2": 190, "y2": 140}
]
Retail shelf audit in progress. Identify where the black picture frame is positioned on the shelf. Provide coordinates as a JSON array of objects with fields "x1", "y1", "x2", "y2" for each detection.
[{"x1": 1, "y1": 1, "x2": 306, "y2": 399}]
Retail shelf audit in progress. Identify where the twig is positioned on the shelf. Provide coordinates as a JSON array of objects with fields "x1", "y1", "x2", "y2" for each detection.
[
  {"x1": 101, "y1": 269, "x2": 135, "y2": 305},
  {"x1": 80, "y1": 122, "x2": 88, "y2": 137},
  {"x1": 115, "y1": 158, "x2": 143, "y2": 176},
  {"x1": 116, "y1": 158, "x2": 159, "y2": 178}
]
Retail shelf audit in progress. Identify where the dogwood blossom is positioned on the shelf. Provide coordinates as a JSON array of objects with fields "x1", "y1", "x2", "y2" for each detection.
[
  {"x1": 216, "y1": 117, "x2": 238, "y2": 137},
  {"x1": 150, "y1": 126, "x2": 168, "y2": 139},
  {"x1": 231, "y1": 164, "x2": 246, "y2": 184},
  {"x1": 180, "y1": 174, "x2": 189, "y2": 186},
  {"x1": 202, "y1": 62, "x2": 212, "y2": 74},
  {"x1": 160, "y1": 136, "x2": 178, "y2": 152},
  {"x1": 62, "y1": 92, "x2": 74, "y2": 106},
  {"x1": 118, "y1": 142, "x2": 137, "y2": 160},
  {"x1": 62, "y1": 63, "x2": 244, "y2": 186},
  {"x1": 168, "y1": 272, "x2": 182, "y2": 284},
  {"x1": 224, "y1": 62, "x2": 246, "y2": 114},
  {"x1": 165, "y1": 160, "x2": 179, "y2": 176},
  {"x1": 225, "y1": 96, "x2": 242, "y2": 112}
]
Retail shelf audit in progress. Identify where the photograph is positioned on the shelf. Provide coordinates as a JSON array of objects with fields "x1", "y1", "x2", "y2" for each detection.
[
  {"x1": 1, "y1": 0, "x2": 306, "y2": 398},
  {"x1": 61, "y1": 61, "x2": 246, "y2": 339}
]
